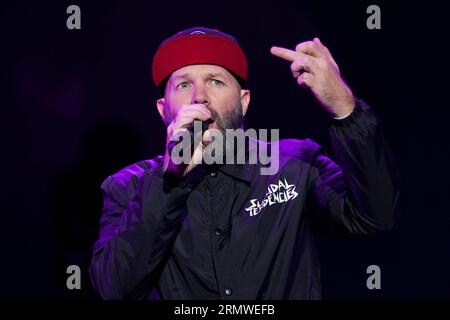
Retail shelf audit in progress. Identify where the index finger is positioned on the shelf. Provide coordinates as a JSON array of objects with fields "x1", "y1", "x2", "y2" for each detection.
[
  {"x1": 270, "y1": 46, "x2": 299, "y2": 62},
  {"x1": 182, "y1": 103, "x2": 212, "y2": 118}
]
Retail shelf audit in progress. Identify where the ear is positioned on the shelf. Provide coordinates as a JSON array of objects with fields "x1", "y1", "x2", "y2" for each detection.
[
  {"x1": 156, "y1": 98, "x2": 166, "y2": 121},
  {"x1": 240, "y1": 89, "x2": 251, "y2": 116}
]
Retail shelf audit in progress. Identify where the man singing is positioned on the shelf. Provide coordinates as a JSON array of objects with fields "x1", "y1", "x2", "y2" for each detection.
[{"x1": 89, "y1": 27, "x2": 400, "y2": 299}]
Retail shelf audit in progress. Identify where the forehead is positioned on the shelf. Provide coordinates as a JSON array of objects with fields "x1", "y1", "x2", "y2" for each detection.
[{"x1": 170, "y1": 64, "x2": 233, "y2": 80}]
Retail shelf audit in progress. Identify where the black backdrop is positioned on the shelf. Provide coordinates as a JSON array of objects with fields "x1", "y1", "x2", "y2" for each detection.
[{"x1": 1, "y1": 0, "x2": 449, "y2": 299}]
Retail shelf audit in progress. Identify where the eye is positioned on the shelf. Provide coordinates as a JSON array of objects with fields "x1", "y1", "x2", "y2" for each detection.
[
  {"x1": 176, "y1": 81, "x2": 191, "y2": 90},
  {"x1": 211, "y1": 79, "x2": 224, "y2": 87}
]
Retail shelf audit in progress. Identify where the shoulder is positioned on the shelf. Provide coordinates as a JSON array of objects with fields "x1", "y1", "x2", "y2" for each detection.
[
  {"x1": 100, "y1": 155, "x2": 164, "y2": 206},
  {"x1": 277, "y1": 138, "x2": 325, "y2": 165},
  {"x1": 248, "y1": 138, "x2": 327, "y2": 177},
  {"x1": 272, "y1": 138, "x2": 340, "y2": 179},
  {"x1": 279, "y1": 138, "x2": 323, "y2": 156}
]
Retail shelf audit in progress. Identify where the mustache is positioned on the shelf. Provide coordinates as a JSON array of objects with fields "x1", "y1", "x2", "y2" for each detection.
[
  {"x1": 166, "y1": 104, "x2": 243, "y2": 130},
  {"x1": 204, "y1": 105, "x2": 219, "y2": 122}
]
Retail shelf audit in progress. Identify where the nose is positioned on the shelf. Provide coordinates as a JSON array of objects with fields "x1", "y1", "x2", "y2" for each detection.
[{"x1": 192, "y1": 83, "x2": 210, "y2": 106}]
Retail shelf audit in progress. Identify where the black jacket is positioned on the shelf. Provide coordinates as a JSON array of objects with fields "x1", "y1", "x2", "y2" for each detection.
[{"x1": 89, "y1": 98, "x2": 400, "y2": 299}]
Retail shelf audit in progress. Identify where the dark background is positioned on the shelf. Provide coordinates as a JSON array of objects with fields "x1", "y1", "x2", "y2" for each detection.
[{"x1": 1, "y1": 0, "x2": 448, "y2": 299}]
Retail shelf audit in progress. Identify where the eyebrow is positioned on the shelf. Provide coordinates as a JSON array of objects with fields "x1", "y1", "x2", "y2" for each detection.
[{"x1": 173, "y1": 72, "x2": 226, "y2": 81}]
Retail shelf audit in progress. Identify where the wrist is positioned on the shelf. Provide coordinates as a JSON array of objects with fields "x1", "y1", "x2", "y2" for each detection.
[{"x1": 331, "y1": 88, "x2": 355, "y2": 118}]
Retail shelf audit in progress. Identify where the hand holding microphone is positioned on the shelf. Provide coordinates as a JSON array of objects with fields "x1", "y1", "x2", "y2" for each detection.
[{"x1": 163, "y1": 104, "x2": 213, "y2": 178}]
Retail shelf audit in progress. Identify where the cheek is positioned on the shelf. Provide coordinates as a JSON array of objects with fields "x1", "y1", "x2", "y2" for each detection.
[
  {"x1": 165, "y1": 95, "x2": 187, "y2": 117},
  {"x1": 213, "y1": 90, "x2": 240, "y2": 113}
]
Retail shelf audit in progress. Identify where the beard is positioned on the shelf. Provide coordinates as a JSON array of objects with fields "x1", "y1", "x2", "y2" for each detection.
[
  {"x1": 205, "y1": 102, "x2": 245, "y2": 164},
  {"x1": 208, "y1": 102, "x2": 244, "y2": 134}
]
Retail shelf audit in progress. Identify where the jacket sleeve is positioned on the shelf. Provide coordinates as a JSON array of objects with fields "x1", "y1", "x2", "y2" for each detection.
[
  {"x1": 88, "y1": 168, "x2": 191, "y2": 299},
  {"x1": 306, "y1": 98, "x2": 400, "y2": 237}
]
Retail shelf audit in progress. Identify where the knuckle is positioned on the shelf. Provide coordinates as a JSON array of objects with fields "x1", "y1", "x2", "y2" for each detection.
[
  {"x1": 291, "y1": 58, "x2": 305, "y2": 69},
  {"x1": 177, "y1": 108, "x2": 188, "y2": 117},
  {"x1": 290, "y1": 61, "x2": 297, "y2": 71},
  {"x1": 175, "y1": 113, "x2": 185, "y2": 122}
]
